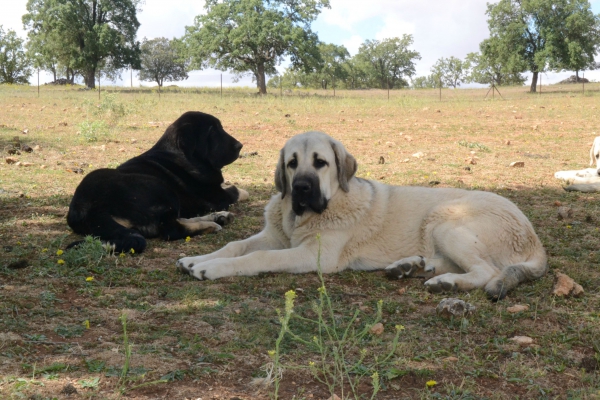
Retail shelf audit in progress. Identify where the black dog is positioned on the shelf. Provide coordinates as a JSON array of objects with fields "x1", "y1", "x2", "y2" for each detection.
[{"x1": 66, "y1": 111, "x2": 247, "y2": 253}]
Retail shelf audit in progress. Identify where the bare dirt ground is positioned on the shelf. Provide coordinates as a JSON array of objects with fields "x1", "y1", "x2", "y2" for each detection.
[{"x1": 1, "y1": 84, "x2": 600, "y2": 399}]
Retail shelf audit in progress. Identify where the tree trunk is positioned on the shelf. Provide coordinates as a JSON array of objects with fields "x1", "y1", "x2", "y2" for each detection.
[
  {"x1": 529, "y1": 71, "x2": 538, "y2": 93},
  {"x1": 575, "y1": 70, "x2": 579, "y2": 81},
  {"x1": 256, "y1": 63, "x2": 267, "y2": 95},
  {"x1": 84, "y1": 68, "x2": 96, "y2": 89}
]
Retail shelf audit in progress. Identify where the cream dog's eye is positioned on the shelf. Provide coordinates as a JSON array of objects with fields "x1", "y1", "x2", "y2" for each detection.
[
  {"x1": 314, "y1": 159, "x2": 328, "y2": 168},
  {"x1": 288, "y1": 159, "x2": 298, "y2": 169}
]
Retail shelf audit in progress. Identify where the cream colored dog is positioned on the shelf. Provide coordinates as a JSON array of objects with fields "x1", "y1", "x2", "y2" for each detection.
[{"x1": 178, "y1": 131, "x2": 547, "y2": 300}]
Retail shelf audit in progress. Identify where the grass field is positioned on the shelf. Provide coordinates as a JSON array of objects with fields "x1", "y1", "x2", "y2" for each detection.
[{"x1": 1, "y1": 83, "x2": 600, "y2": 399}]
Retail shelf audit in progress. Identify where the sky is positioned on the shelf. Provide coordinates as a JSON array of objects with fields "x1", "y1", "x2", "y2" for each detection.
[{"x1": 1, "y1": 0, "x2": 600, "y2": 87}]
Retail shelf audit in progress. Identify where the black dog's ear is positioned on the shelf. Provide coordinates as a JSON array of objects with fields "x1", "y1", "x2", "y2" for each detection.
[
  {"x1": 274, "y1": 148, "x2": 288, "y2": 198},
  {"x1": 330, "y1": 140, "x2": 357, "y2": 193}
]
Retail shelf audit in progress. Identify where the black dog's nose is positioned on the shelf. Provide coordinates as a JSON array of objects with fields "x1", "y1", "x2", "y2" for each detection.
[
  {"x1": 234, "y1": 141, "x2": 243, "y2": 152},
  {"x1": 293, "y1": 181, "x2": 312, "y2": 193}
]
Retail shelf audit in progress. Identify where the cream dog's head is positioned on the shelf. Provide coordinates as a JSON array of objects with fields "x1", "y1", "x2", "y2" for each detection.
[{"x1": 275, "y1": 131, "x2": 357, "y2": 216}]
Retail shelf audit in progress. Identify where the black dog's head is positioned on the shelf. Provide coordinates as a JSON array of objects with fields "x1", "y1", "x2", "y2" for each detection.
[{"x1": 156, "y1": 111, "x2": 242, "y2": 170}]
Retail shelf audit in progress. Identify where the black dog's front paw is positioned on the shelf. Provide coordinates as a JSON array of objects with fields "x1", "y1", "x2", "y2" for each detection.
[{"x1": 213, "y1": 211, "x2": 234, "y2": 226}]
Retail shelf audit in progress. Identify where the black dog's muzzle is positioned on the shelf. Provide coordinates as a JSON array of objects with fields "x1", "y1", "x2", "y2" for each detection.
[{"x1": 291, "y1": 174, "x2": 328, "y2": 215}]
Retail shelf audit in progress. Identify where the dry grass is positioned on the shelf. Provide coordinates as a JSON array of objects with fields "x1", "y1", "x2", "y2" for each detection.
[{"x1": 1, "y1": 83, "x2": 600, "y2": 399}]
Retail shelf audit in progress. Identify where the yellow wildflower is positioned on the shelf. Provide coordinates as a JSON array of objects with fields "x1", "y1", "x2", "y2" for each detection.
[
  {"x1": 42, "y1": 248, "x2": 48, "y2": 253},
  {"x1": 395, "y1": 325, "x2": 405, "y2": 331},
  {"x1": 83, "y1": 320, "x2": 90, "y2": 329},
  {"x1": 426, "y1": 380, "x2": 437, "y2": 388},
  {"x1": 119, "y1": 252, "x2": 126, "y2": 258},
  {"x1": 185, "y1": 236, "x2": 191, "y2": 242},
  {"x1": 86, "y1": 276, "x2": 94, "y2": 282},
  {"x1": 130, "y1": 248, "x2": 135, "y2": 254},
  {"x1": 57, "y1": 259, "x2": 65, "y2": 265},
  {"x1": 56, "y1": 249, "x2": 63, "y2": 256}
]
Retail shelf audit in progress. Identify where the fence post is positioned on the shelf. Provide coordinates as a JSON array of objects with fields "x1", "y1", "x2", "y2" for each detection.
[
  {"x1": 387, "y1": 76, "x2": 389, "y2": 101},
  {"x1": 280, "y1": 75, "x2": 282, "y2": 97},
  {"x1": 98, "y1": 70, "x2": 101, "y2": 100},
  {"x1": 37, "y1": 69, "x2": 40, "y2": 98},
  {"x1": 583, "y1": 71, "x2": 585, "y2": 94},
  {"x1": 220, "y1": 74, "x2": 223, "y2": 98}
]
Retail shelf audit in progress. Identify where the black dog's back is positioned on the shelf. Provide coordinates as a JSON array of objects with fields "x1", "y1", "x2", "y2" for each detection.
[{"x1": 66, "y1": 111, "x2": 244, "y2": 253}]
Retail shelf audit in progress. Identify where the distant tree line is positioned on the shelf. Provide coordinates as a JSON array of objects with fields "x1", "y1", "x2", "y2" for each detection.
[{"x1": 0, "y1": 0, "x2": 598, "y2": 94}]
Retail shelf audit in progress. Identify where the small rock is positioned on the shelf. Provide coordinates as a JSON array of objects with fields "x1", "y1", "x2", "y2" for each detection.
[
  {"x1": 509, "y1": 161, "x2": 525, "y2": 168},
  {"x1": 40, "y1": 165, "x2": 47, "y2": 169},
  {"x1": 326, "y1": 395, "x2": 341, "y2": 400},
  {"x1": 412, "y1": 152, "x2": 424, "y2": 158},
  {"x1": 509, "y1": 336, "x2": 534, "y2": 345},
  {"x1": 369, "y1": 323, "x2": 384, "y2": 335},
  {"x1": 234, "y1": 309, "x2": 241, "y2": 314},
  {"x1": 6, "y1": 157, "x2": 18, "y2": 164},
  {"x1": 130, "y1": 138, "x2": 137, "y2": 144},
  {"x1": 553, "y1": 272, "x2": 584, "y2": 297},
  {"x1": 557, "y1": 206, "x2": 573, "y2": 220},
  {"x1": 33, "y1": 145, "x2": 40, "y2": 151},
  {"x1": 436, "y1": 298, "x2": 476, "y2": 319},
  {"x1": 19, "y1": 162, "x2": 34, "y2": 167},
  {"x1": 21, "y1": 145, "x2": 33, "y2": 153},
  {"x1": 378, "y1": 156, "x2": 385, "y2": 164},
  {"x1": 58, "y1": 121, "x2": 68, "y2": 126},
  {"x1": 505, "y1": 140, "x2": 511, "y2": 145},
  {"x1": 514, "y1": 115, "x2": 523, "y2": 119},
  {"x1": 7, "y1": 149, "x2": 20, "y2": 155},
  {"x1": 465, "y1": 156, "x2": 478, "y2": 165},
  {"x1": 422, "y1": 107, "x2": 430, "y2": 111},
  {"x1": 385, "y1": 141, "x2": 395, "y2": 147},
  {"x1": 398, "y1": 287, "x2": 406, "y2": 295},
  {"x1": 22, "y1": 128, "x2": 28, "y2": 134},
  {"x1": 506, "y1": 304, "x2": 529, "y2": 313},
  {"x1": 60, "y1": 383, "x2": 78, "y2": 395},
  {"x1": 357, "y1": 119, "x2": 363, "y2": 123}
]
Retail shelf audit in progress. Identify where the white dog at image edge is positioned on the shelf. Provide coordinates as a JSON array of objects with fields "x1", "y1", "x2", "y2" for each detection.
[{"x1": 178, "y1": 131, "x2": 547, "y2": 300}]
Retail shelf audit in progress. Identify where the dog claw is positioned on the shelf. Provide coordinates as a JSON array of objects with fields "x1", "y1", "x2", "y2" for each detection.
[{"x1": 191, "y1": 269, "x2": 206, "y2": 281}]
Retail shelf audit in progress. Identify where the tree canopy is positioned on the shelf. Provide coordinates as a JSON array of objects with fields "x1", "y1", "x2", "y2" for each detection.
[
  {"x1": 485, "y1": 0, "x2": 600, "y2": 93},
  {"x1": 354, "y1": 36, "x2": 421, "y2": 89},
  {"x1": 430, "y1": 56, "x2": 466, "y2": 88},
  {"x1": 0, "y1": 26, "x2": 32, "y2": 84},
  {"x1": 184, "y1": 0, "x2": 329, "y2": 94},
  {"x1": 139, "y1": 37, "x2": 188, "y2": 88},
  {"x1": 464, "y1": 38, "x2": 526, "y2": 86},
  {"x1": 23, "y1": 0, "x2": 142, "y2": 89}
]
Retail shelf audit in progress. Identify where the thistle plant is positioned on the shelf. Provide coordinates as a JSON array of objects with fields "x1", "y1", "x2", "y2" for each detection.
[{"x1": 269, "y1": 235, "x2": 404, "y2": 399}]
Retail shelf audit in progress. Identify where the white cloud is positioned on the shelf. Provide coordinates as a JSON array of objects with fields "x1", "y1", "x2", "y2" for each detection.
[
  {"x1": 137, "y1": 0, "x2": 206, "y2": 40},
  {"x1": 319, "y1": 0, "x2": 489, "y2": 76},
  {"x1": 343, "y1": 35, "x2": 364, "y2": 56},
  {"x1": 374, "y1": 18, "x2": 416, "y2": 41}
]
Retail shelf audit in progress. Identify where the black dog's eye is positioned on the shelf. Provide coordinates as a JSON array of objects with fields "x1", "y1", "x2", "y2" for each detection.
[
  {"x1": 314, "y1": 158, "x2": 328, "y2": 169},
  {"x1": 287, "y1": 159, "x2": 298, "y2": 169}
]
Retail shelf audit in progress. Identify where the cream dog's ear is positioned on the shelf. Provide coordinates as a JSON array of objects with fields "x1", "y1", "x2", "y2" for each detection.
[
  {"x1": 330, "y1": 139, "x2": 357, "y2": 192},
  {"x1": 274, "y1": 148, "x2": 288, "y2": 198}
]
